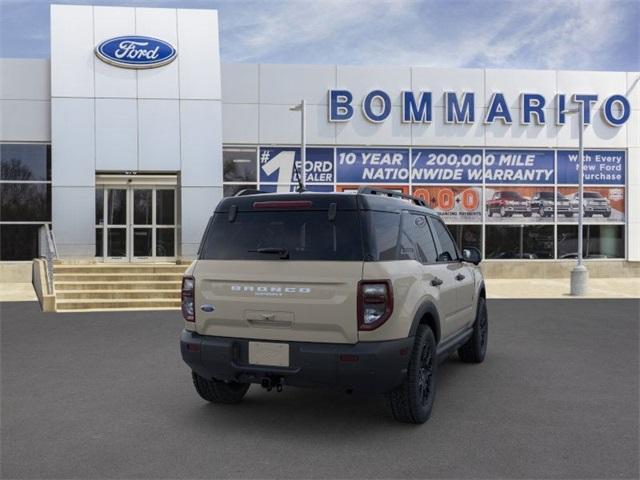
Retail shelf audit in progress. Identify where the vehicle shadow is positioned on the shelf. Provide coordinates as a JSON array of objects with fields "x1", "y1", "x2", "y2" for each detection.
[{"x1": 177, "y1": 355, "x2": 472, "y2": 433}]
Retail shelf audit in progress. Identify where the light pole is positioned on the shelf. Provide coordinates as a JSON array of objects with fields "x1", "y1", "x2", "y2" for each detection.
[
  {"x1": 564, "y1": 104, "x2": 588, "y2": 295},
  {"x1": 289, "y1": 100, "x2": 306, "y2": 191}
]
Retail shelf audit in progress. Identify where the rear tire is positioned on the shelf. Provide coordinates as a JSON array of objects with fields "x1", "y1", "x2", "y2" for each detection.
[
  {"x1": 388, "y1": 326, "x2": 437, "y2": 424},
  {"x1": 458, "y1": 297, "x2": 488, "y2": 364},
  {"x1": 191, "y1": 372, "x2": 250, "y2": 404}
]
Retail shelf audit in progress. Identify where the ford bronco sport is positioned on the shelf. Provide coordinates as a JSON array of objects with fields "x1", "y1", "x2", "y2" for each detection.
[{"x1": 180, "y1": 187, "x2": 488, "y2": 424}]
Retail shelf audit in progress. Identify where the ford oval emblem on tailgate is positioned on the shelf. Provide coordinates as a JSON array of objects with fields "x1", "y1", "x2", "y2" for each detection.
[{"x1": 200, "y1": 304, "x2": 215, "y2": 312}]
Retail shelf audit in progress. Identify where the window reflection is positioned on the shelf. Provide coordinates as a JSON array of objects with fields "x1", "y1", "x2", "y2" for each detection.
[
  {"x1": 486, "y1": 225, "x2": 553, "y2": 259},
  {"x1": 557, "y1": 225, "x2": 624, "y2": 259},
  {"x1": 0, "y1": 183, "x2": 51, "y2": 221},
  {"x1": 0, "y1": 144, "x2": 51, "y2": 181},
  {"x1": 223, "y1": 148, "x2": 257, "y2": 182}
]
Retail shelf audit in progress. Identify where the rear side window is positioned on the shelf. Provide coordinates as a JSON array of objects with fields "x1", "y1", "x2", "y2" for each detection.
[
  {"x1": 429, "y1": 217, "x2": 459, "y2": 262},
  {"x1": 199, "y1": 210, "x2": 363, "y2": 261},
  {"x1": 404, "y1": 213, "x2": 438, "y2": 263},
  {"x1": 364, "y1": 211, "x2": 401, "y2": 261}
]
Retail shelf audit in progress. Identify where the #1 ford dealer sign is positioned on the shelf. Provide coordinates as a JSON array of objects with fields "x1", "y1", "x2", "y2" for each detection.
[{"x1": 95, "y1": 35, "x2": 177, "y2": 69}]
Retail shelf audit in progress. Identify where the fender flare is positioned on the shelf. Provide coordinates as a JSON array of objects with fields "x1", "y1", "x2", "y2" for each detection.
[{"x1": 409, "y1": 301, "x2": 441, "y2": 343}]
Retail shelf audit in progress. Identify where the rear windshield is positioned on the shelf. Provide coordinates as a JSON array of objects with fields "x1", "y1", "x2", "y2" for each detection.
[
  {"x1": 501, "y1": 191, "x2": 524, "y2": 200},
  {"x1": 199, "y1": 210, "x2": 363, "y2": 261},
  {"x1": 584, "y1": 192, "x2": 603, "y2": 198}
]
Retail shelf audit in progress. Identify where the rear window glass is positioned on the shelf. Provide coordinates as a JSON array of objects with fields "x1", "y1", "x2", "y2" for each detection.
[
  {"x1": 199, "y1": 210, "x2": 363, "y2": 261},
  {"x1": 364, "y1": 211, "x2": 401, "y2": 261}
]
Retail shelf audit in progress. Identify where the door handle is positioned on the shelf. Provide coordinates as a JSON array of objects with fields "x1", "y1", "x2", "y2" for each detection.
[
  {"x1": 455, "y1": 273, "x2": 465, "y2": 281},
  {"x1": 431, "y1": 277, "x2": 443, "y2": 287}
]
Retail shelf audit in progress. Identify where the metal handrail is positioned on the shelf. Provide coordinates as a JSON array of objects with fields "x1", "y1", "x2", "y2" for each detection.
[{"x1": 38, "y1": 224, "x2": 58, "y2": 294}]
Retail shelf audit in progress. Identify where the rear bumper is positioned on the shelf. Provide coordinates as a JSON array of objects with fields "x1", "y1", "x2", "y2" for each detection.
[{"x1": 180, "y1": 329, "x2": 413, "y2": 393}]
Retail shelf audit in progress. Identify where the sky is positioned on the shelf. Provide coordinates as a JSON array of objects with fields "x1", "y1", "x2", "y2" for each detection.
[{"x1": 0, "y1": 0, "x2": 638, "y2": 71}]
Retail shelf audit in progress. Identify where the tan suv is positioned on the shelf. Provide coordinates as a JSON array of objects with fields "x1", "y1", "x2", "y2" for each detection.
[{"x1": 180, "y1": 187, "x2": 488, "y2": 424}]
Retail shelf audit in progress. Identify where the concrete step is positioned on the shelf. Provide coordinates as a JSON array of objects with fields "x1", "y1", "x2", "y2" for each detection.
[
  {"x1": 54, "y1": 273, "x2": 184, "y2": 282},
  {"x1": 54, "y1": 264, "x2": 187, "y2": 274},
  {"x1": 55, "y1": 298, "x2": 181, "y2": 311},
  {"x1": 56, "y1": 290, "x2": 181, "y2": 300},
  {"x1": 55, "y1": 281, "x2": 181, "y2": 291}
]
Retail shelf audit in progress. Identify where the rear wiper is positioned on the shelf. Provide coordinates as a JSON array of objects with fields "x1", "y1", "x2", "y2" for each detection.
[{"x1": 248, "y1": 247, "x2": 290, "y2": 259}]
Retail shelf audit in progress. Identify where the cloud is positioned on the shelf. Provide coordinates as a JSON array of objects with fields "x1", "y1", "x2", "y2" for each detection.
[{"x1": 0, "y1": 0, "x2": 637, "y2": 70}]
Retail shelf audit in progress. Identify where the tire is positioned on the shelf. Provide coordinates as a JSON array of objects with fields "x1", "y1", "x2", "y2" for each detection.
[
  {"x1": 458, "y1": 297, "x2": 488, "y2": 364},
  {"x1": 487, "y1": 207, "x2": 493, "y2": 217},
  {"x1": 191, "y1": 372, "x2": 250, "y2": 404},
  {"x1": 499, "y1": 206, "x2": 506, "y2": 217},
  {"x1": 603, "y1": 211, "x2": 611, "y2": 218},
  {"x1": 565, "y1": 213, "x2": 573, "y2": 217},
  {"x1": 523, "y1": 212, "x2": 532, "y2": 217},
  {"x1": 538, "y1": 206, "x2": 545, "y2": 217},
  {"x1": 388, "y1": 326, "x2": 437, "y2": 424}
]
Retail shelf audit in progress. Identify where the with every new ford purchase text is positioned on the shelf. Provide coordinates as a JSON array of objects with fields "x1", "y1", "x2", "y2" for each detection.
[{"x1": 180, "y1": 187, "x2": 488, "y2": 423}]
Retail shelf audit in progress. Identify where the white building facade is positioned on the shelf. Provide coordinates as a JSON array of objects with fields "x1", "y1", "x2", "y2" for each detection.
[{"x1": 0, "y1": 4, "x2": 638, "y2": 268}]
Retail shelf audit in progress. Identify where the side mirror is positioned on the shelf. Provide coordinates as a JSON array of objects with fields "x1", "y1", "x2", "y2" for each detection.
[{"x1": 462, "y1": 246, "x2": 481, "y2": 265}]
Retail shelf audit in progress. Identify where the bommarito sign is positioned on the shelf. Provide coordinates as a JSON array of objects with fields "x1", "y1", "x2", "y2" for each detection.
[{"x1": 328, "y1": 90, "x2": 631, "y2": 127}]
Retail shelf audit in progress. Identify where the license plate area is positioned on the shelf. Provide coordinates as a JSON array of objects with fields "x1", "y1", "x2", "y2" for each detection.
[{"x1": 248, "y1": 341, "x2": 290, "y2": 367}]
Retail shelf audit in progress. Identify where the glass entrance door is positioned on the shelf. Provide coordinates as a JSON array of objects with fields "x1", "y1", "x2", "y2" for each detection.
[{"x1": 96, "y1": 185, "x2": 176, "y2": 262}]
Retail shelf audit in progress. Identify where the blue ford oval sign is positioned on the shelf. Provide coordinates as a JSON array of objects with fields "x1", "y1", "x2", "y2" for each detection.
[{"x1": 95, "y1": 36, "x2": 177, "y2": 69}]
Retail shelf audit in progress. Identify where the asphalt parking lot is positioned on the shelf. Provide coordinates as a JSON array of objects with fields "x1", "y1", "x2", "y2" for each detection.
[{"x1": 1, "y1": 299, "x2": 638, "y2": 479}]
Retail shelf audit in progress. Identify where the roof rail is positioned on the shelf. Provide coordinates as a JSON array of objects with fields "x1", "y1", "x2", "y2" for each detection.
[
  {"x1": 234, "y1": 188, "x2": 265, "y2": 197},
  {"x1": 357, "y1": 186, "x2": 428, "y2": 208}
]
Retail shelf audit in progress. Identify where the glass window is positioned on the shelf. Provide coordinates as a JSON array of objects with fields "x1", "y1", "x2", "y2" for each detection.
[
  {"x1": 365, "y1": 211, "x2": 400, "y2": 261},
  {"x1": 0, "y1": 224, "x2": 41, "y2": 260},
  {"x1": 402, "y1": 213, "x2": 438, "y2": 263},
  {"x1": 486, "y1": 225, "x2": 553, "y2": 259},
  {"x1": 0, "y1": 183, "x2": 51, "y2": 221},
  {"x1": 223, "y1": 148, "x2": 257, "y2": 182},
  {"x1": 557, "y1": 225, "x2": 624, "y2": 259},
  {"x1": 95, "y1": 228, "x2": 103, "y2": 257},
  {"x1": 133, "y1": 228, "x2": 152, "y2": 257},
  {"x1": 223, "y1": 184, "x2": 257, "y2": 197},
  {"x1": 133, "y1": 189, "x2": 152, "y2": 225},
  {"x1": 0, "y1": 144, "x2": 51, "y2": 181},
  {"x1": 156, "y1": 190, "x2": 175, "y2": 225},
  {"x1": 107, "y1": 189, "x2": 127, "y2": 225},
  {"x1": 429, "y1": 217, "x2": 459, "y2": 262},
  {"x1": 448, "y1": 224, "x2": 482, "y2": 253},
  {"x1": 107, "y1": 228, "x2": 126, "y2": 257},
  {"x1": 201, "y1": 210, "x2": 363, "y2": 261},
  {"x1": 156, "y1": 228, "x2": 175, "y2": 257},
  {"x1": 95, "y1": 188, "x2": 104, "y2": 226}
]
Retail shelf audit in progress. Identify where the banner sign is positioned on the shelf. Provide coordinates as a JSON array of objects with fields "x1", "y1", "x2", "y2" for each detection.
[
  {"x1": 411, "y1": 149, "x2": 483, "y2": 184},
  {"x1": 336, "y1": 148, "x2": 410, "y2": 183},
  {"x1": 557, "y1": 150, "x2": 625, "y2": 185},
  {"x1": 484, "y1": 150, "x2": 554, "y2": 184},
  {"x1": 412, "y1": 186, "x2": 482, "y2": 221},
  {"x1": 259, "y1": 147, "x2": 334, "y2": 184}
]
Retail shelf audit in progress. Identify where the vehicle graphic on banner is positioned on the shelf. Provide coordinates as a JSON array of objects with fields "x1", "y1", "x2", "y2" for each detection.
[{"x1": 557, "y1": 187, "x2": 624, "y2": 222}]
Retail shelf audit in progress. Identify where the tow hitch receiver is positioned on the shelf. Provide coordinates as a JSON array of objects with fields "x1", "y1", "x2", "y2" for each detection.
[{"x1": 261, "y1": 376, "x2": 284, "y2": 392}]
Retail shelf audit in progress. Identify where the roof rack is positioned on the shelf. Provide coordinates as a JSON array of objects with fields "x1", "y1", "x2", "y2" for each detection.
[
  {"x1": 357, "y1": 186, "x2": 428, "y2": 208},
  {"x1": 234, "y1": 188, "x2": 265, "y2": 197}
]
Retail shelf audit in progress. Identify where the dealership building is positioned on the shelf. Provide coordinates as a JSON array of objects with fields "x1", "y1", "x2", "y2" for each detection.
[{"x1": 1, "y1": 4, "x2": 639, "y2": 277}]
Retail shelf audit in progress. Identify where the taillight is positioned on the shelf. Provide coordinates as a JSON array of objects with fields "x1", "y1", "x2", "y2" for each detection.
[
  {"x1": 182, "y1": 276, "x2": 195, "y2": 322},
  {"x1": 357, "y1": 280, "x2": 393, "y2": 331}
]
